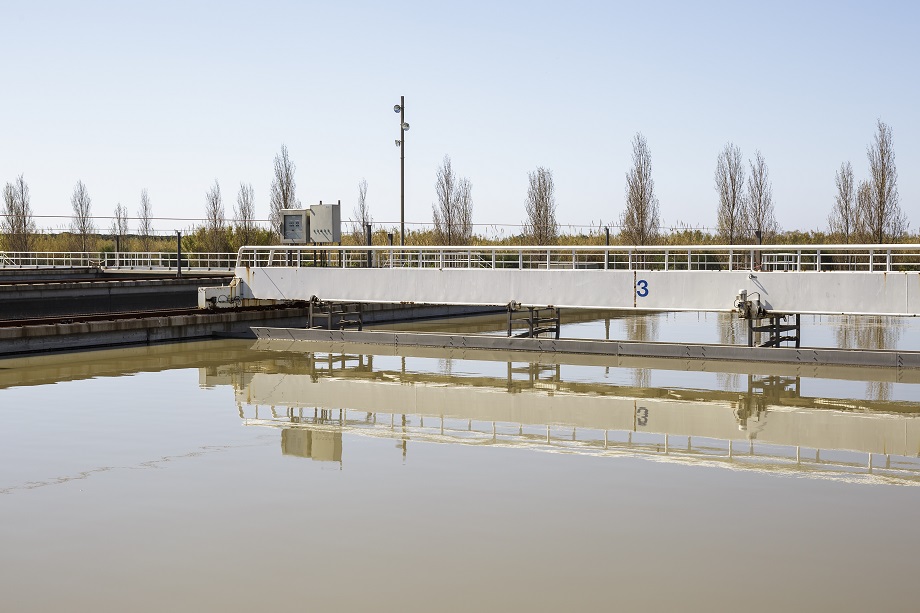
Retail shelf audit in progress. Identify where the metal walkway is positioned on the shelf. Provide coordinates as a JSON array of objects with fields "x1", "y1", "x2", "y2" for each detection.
[
  {"x1": 0, "y1": 251, "x2": 237, "y2": 272},
  {"x1": 235, "y1": 244, "x2": 920, "y2": 317}
]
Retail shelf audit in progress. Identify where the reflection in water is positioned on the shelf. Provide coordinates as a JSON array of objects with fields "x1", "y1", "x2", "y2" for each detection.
[
  {"x1": 716, "y1": 313, "x2": 747, "y2": 389},
  {"x1": 207, "y1": 346, "x2": 920, "y2": 487},
  {"x1": 282, "y1": 427, "x2": 342, "y2": 463},
  {"x1": 624, "y1": 312, "x2": 659, "y2": 387},
  {"x1": 834, "y1": 315, "x2": 906, "y2": 400}
]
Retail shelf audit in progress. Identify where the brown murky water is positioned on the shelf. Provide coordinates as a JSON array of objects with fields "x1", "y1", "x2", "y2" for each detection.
[{"x1": 1, "y1": 328, "x2": 919, "y2": 612}]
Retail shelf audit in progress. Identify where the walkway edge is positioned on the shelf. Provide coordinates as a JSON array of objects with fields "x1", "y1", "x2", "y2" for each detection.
[{"x1": 251, "y1": 327, "x2": 920, "y2": 369}]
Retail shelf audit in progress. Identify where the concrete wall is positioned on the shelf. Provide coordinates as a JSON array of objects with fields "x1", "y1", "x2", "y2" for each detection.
[
  {"x1": 0, "y1": 277, "x2": 232, "y2": 320},
  {"x1": 0, "y1": 308, "x2": 308, "y2": 357},
  {"x1": 237, "y1": 266, "x2": 920, "y2": 316}
]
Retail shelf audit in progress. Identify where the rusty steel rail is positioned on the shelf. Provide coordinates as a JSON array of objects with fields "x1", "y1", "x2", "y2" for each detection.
[
  {"x1": 0, "y1": 274, "x2": 231, "y2": 287},
  {"x1": 0, "y1": 304, "x2": 305, "y2": 329}
]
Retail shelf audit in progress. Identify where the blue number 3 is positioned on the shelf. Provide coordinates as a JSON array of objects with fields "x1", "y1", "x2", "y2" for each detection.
[{"x1": 636, "y1": 279, "x2": 649, "y2": 297}]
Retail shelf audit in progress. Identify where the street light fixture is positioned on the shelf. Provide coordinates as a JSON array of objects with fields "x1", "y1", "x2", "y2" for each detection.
[{"x1": 394, "y1": 96, "x2": 406, "y2": 246}]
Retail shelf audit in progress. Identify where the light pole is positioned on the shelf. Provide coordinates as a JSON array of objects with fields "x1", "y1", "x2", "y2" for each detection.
[{"x1": 394, "y1": 96, "x2": 409, "y2": 246}]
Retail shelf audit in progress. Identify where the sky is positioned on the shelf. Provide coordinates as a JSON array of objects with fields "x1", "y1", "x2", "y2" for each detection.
[{"x1": 1, "y1": 0, "x2": 917, "y2": 236}]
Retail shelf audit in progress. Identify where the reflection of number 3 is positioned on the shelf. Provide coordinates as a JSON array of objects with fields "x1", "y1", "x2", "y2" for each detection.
[{"x1": 636, "y1": 279, "x2": 649, "y2": 297}]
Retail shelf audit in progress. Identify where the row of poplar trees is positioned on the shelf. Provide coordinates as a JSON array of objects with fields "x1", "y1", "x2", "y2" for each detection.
[
  {"x1": 419, "y1": 120, "x2": 907, "y2": 247},
  {"x1": 2, "y1": 126, "x2": 909, "y2": 251}
]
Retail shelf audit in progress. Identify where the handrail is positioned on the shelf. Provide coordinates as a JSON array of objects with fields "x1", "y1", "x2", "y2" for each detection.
[
  {"x1": 237, "y1": 243, "x2": 920, "y2": 252},
  {"x1": 0, "y1": 252, "x2": 238, "y2": 270},
  {"x1": 234, "y1": 244, "x2": 920, "y2": 273}
]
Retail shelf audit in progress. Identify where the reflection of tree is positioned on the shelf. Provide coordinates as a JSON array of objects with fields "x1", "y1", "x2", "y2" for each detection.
[
  {"x1": 834, "y1": 315, "x2": 902, "y2": 351},
  {"x1": 625, "y1": 312, "x2": 660, "y2": 343},
  {"x1": 716, "y1": 313, "x2": 746, "y2": 389},
  {"x1": 717, "y1": 312, "x2": 747, "y2": 346},
  {"x1": 834, "y1": 315, "x2": 904, "y2": 400},
  {"x1": 625, "y1": 313, "x2": 660, "y2": 388}
]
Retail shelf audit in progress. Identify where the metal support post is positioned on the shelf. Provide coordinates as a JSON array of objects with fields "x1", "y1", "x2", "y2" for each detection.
[
  {"x1": 399, "y1": 96, "x2": 405, "y2": 246},
  {"x1": 176, "y1": 231, "x2": 182, "y2": 278},
  {"x1": 605, "y1": 227, "x2": 610, "y2": 269},
  {"x1": 365, "y1": 223, "x2": 372, "y2": 268}
]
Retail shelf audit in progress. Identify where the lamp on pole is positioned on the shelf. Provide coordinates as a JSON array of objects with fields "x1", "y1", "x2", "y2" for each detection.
[{"x1": 394, "y1": 96, "x2": 409, "y2": 246}]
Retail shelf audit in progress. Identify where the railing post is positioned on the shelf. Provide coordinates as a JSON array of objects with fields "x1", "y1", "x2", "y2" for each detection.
[
  {"x1": 519, "y1": 250, "x2": 523, "y2": 269},
  {"x1": 816, "y1": 250, "x2": 821, "y2": 271},
  {"x1": 687, "y1": 249, "x2": 691, "y2": 270},
  {"x1": 869, "y1": 249, "x2": 874, "y2": 271},
  {"x1": 571, "y1": 249, "x2": 576, "y2": 270},
  {"x1": 887, "y1": 249, "x2": 892, "y2": 272},
  {"x1": 628, "y1": 250, "x2": 633, "y2": 271},
  {"x1": 664, "y1": 251, "x2": 669, "y2": 271},
  {"x1": 729, "y1": 250, "x2": 733, "y2": 271},
  {"x1": 796, "y1": 250, "x2": 801, "y2": 271},
  {"x1": 492, "y1": 249, "x2": 496, "y2": 269}
]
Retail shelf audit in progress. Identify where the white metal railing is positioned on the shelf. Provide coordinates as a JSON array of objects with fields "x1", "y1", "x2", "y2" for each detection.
[
  {"x1": 235, "y1": 244, "x2": 920, "y2": 273},
  {"x1": 0, "y1": 252, "x2": 237, "y2": 271}
]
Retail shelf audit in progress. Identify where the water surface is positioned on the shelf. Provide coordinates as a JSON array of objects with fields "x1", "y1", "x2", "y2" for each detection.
[{"x1": 1, "y1": 334, "x2": 919, "y2": 612}]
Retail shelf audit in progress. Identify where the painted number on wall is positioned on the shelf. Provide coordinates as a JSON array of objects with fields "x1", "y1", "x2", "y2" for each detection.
[
  {"x1": 636, "y1": 407, "x2": 649, "y2": 427},
  {"x1": 636, "y1": 279, "x2": 649, "y2": 298}
]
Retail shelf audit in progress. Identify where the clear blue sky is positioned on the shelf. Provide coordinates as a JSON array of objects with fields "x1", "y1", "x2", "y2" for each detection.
[{"x1": 1, "y1": 0, "x2": 917, "y2": 236}]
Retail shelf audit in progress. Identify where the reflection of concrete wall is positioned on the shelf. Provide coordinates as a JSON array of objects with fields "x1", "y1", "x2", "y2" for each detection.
[
  {"x1": 281, "y1": 429, "x2": 342, "y2": 462},
  {"x1": 243, "y1": 374, "x2": 920, "y2": 456}
]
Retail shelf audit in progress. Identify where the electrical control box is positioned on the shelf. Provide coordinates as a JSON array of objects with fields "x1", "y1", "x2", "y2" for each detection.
[
  {"x1": 279, "y1": 203, "x2": 341, "y2": 244},
  {"x1": 280, "y1": 209, "x2": 309, "y2": 244},
  {"x1": 309, "y1": 202, "x2": 341, "y2": 243}
]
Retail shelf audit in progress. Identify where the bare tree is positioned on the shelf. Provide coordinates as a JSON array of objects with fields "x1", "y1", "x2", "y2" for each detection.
[
  {"x1": 864, "y1": 119, "x2": 906, "y2": 243},
  {"x1": 432, "y1": 155, "x2": 473, "y2": 245},
  {"x1": 269, "y1": 144, "x2": 297, "y2": 236},
  {"x1": 855, "y1": 179, "x2": 872, "y2": 242},
  {"x1": 70, "y1": 180, "x2": 96, "y2": 251},
  {"x1": 204, "y1": 180, "x2": 227, "y2": 253},
  {"x1": 524, "y1": 167, "x2": 558, "y2": 245},
  {"x1": 351, "y1": 178, "x2": 372, "y2": 244},
  {"x1": 234, "y1": 182, "x2": 256, "y2": 247},
  {"x1": 620, "y1": 134, "x2": 660, "y2": 245},
  {"x1": 715, "y1": 143, "x2": 747, "y2": 245},
  {"x1": 1, "y1": 175, "x2": 36, "y2": 252},
  {"x1": 829, "y1": 161, "x2": 857, "y2": 243},
  {"x1": 111, "y1": 202, "x2": 129, "y2": 250},
  {"x1": 138, "y1": 189, "x2": 153, "y2": 251},
  {"x1": 746, "y1": 150, "x2": 778, "y2": 243}
]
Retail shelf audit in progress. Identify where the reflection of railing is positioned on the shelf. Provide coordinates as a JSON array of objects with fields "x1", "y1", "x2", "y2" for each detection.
[
  {"x1": 0, "y1": 251, "x2": 237, "y2": 271},
  {"x1": 238, "y1": 349, "x2": 920, "y2": 412},
  {"x1": 236, "y1": 244, "x2": 920, "y2": 272},
  {"x1": 241, "y1": 408, "x2": 920, "y2": 486}
]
